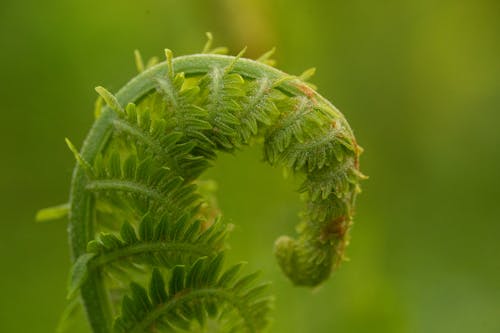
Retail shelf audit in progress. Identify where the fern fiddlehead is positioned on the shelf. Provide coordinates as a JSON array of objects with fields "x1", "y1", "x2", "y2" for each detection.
[{"x1": 47, "y1": 36, "x2": 364, "y2": 333}]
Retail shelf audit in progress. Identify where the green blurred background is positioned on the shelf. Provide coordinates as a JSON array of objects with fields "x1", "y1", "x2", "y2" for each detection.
[{"x1": 1, "y1": 0, "x2": 499, "y2": 332}]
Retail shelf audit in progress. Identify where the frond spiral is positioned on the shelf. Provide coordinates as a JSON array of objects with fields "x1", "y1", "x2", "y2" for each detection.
[{"x1": 47, "y1": 37, "x2": 364, "y2": 333}]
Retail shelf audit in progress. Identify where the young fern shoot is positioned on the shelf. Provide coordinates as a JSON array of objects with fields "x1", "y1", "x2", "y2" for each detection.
[{"x1": 45, "y1": 36, "x2": 364, "y2": 333}]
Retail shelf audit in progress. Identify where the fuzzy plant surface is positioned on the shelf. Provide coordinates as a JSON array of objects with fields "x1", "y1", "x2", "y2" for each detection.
[{"x1": 38, "y1": 35, "x2": 364, "y2": 333}]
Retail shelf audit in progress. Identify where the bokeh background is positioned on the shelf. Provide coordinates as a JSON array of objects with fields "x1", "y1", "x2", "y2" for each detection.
[{"x1": 1, "y1": 0, "x2": 499, "y2": 332}]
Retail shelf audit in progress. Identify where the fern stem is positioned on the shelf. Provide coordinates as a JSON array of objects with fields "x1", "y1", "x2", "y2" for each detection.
[{"x1": 69, "y1": 112, "x2": 115, "y2": 333}]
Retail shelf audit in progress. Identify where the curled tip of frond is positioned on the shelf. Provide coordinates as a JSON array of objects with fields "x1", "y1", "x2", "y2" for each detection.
[
  {"x1": 95, "y1": 86, "x2": 124, "y2": 114},
  {"x1": 274, "y1": 235, "x2": 331, "y2": 287},
  {"x1": 202, "y1": 32, "x2": 213, "y2": 53},
  {"x1": 257, "y1": 47, "x2": 277, "y2": 66},
  {"x1": 133, "y1": 49, "x2": 145, "y2": 73},
  {"x1": 299, "y1": 67, "x2": 316, "y2": 81},
  {"x1": 65, "y1": 138, "x2": 93, "y2": 175},
  {"x1": 164, "y1": 48, "x2": 174, "y2": 77}
]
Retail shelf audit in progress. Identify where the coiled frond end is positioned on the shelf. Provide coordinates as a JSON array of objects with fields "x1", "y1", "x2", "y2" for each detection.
[{"x1": 274, "y1": 236, "x2": 333, "y2": 287}]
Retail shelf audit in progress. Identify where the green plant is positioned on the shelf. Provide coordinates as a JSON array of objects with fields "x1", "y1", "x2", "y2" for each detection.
[{"x1": 39, "y1": 35, "x2": 364, "y2": 333}]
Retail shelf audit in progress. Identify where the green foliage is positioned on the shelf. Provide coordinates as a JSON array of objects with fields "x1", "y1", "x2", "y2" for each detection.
[
  {"x1": 48, "y1": 37, "x2": 363, "y2": 333},
  {"x1": 114, "y1": 257, "x2": 271, "y2": 333},
  {"x1": 68, "y1": 215, "x2": 229, "y2": 300}
]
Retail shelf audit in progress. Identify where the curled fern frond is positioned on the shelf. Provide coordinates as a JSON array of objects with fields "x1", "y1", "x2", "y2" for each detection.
[{"x1": 48, "y1": 36, "x2": 364, "y2": 333}]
